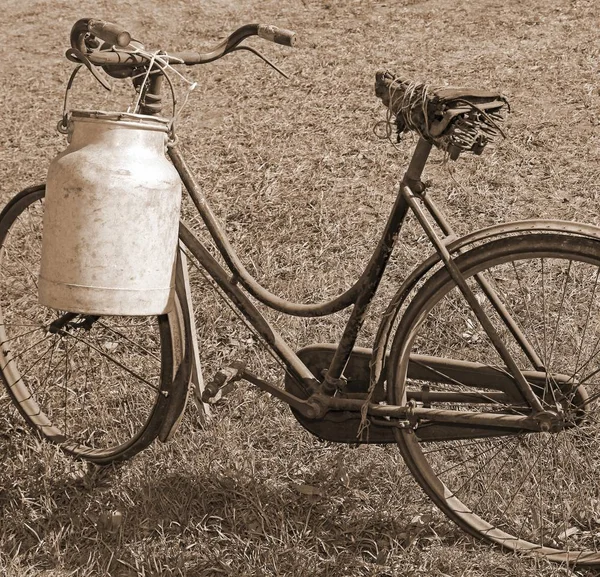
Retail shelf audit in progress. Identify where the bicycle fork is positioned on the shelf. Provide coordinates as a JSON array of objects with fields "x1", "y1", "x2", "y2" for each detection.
[{"x1": 402, "y1": 138, "x2": 548, "y2": 418}]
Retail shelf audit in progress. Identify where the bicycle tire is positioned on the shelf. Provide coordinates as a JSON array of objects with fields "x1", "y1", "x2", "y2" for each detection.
[
  {"x1": 388, "y1": 232, "x2": 600, "y2": 564},
  {"x1": 0, "y1": 185, "x2": 187, "y2": 464}
]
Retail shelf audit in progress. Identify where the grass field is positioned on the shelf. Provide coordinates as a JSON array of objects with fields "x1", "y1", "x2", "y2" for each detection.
[{"x1": 1, "y1": 0, "x2": 600, "y2": 575}]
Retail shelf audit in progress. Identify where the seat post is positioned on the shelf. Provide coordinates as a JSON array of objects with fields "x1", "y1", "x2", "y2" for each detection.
[{"x1": 403, "y1": 137, "x2": 432, "y2": 193}]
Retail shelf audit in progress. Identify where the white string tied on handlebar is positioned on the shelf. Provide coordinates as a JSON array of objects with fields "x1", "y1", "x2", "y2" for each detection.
[
  {"x1": 119, "y1": 46, "x2": 197, "y2": 122},
  {"x1": 128, "y1": 49, "x2": 160, "y2": 114}
]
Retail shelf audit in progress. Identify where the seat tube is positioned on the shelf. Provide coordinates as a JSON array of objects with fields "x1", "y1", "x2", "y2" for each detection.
[
  {"x1": 321, "y1": 140, "x2": 433, "y2": 393},
  {"x1": 403, "y1": 138, "x2": 433, "y2": 191}
]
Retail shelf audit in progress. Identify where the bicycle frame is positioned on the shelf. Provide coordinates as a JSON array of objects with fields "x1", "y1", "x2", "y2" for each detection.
[
  {"x1": 168, "y1": 137, "x2": 555, "y2": 436},
  {"x1": 49, "y1": 18, "x2": 583, "y2": 439}
]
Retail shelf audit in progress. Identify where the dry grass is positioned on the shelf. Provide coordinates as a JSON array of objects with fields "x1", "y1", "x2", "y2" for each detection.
[{"x1": 2, "y1": 0, "x2": 600, "y2": 575}]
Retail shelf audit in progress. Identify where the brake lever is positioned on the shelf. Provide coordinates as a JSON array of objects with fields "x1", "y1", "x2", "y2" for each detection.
[
  {"x1": 232, "y1": 45, "x2": 289, "y2": 79},
  {"x1": 65, "y1": 48, "x2": 112, "y2": 91}
]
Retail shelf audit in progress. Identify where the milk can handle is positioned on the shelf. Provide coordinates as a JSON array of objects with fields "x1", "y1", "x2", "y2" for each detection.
[{"x1": 57, "y1": 65, "x2": 83, "y2": 134}]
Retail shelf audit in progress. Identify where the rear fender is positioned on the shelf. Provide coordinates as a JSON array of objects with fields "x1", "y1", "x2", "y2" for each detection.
[{"x1": 369, "y1": 219, "x2": 600, "y2": 396}]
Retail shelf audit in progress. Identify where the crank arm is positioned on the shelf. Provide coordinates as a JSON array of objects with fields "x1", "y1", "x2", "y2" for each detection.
[{"x1": 204, "y1": 363, "x2": 323, "y2": 418}]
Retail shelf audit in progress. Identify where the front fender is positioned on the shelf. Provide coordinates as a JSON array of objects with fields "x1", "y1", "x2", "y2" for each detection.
[{"x1": 158, "y1": 248, "x2": 209, "y2": 442}]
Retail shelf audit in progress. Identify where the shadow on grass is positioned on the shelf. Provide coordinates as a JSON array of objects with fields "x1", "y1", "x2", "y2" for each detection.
[{"x1": 1, "y1": 443, "x2": 430, "y2": 576}]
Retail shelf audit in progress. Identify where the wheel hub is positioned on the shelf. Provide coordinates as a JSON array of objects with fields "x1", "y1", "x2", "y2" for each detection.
[{"x1": 48, "y1": 312, "x2": 100, "y2": 334}]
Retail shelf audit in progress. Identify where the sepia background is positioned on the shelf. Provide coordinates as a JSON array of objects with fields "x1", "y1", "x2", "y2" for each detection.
[{"x1": 1, "y1": 0, "x2": 599, "y2": 575}]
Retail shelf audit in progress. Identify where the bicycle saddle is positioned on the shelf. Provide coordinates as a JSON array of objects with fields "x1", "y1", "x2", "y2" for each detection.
[{"x1": 375, "y1": 70, "x2": 510, "y2": 159}]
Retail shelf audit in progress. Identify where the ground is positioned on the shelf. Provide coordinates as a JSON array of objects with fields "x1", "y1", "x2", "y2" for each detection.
[{"x1": 1, "y1": 0, "x2": 599, "y2": 575}]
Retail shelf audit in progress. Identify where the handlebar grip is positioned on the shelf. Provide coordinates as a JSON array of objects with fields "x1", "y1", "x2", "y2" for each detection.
[
  {"x1": 88, "y1": 19, "x2": 132, "y2": 48},
  {"x1": 257, "y1": 25, "x2": 296, "y2": 47}
]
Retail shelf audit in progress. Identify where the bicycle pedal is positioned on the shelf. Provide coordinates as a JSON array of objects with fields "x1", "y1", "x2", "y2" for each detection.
[{"x1": 201, "y1": 361, "x2": 246, "y2": 404}]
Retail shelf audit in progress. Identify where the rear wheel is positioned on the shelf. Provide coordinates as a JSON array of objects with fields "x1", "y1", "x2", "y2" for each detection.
[
  {"x1": 390, "y1": 233, "x2": 600, "y2": 564},
  {"x1": 0, "y1": 185, "x2": 187, "y2": 464}
]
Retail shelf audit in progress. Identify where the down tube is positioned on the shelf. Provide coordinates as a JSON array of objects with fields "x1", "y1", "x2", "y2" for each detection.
[{"x1": 178, "y1": 222, "x2": 321, "y2": 397}]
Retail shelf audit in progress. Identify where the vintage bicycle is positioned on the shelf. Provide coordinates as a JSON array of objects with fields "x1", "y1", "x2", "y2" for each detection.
[{"x1": 2, "y1": 18, "x2": 600, "y2": 564}]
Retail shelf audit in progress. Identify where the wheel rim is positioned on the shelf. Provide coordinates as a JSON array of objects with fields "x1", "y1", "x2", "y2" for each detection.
[
  {"x1": 0, "y1": 189, "x2": 172, "y2": 460},
  {"x1": 391, "y1": 234, "x2": 600, "y2": 564}
]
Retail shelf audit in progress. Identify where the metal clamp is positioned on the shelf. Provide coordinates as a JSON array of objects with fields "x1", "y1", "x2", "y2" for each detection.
[
  {"x1": 370, "y1": 416, "x2": 413, "y2": 429},
  {"x1": 322, "y1": 370, "x2": 348, "y2": 394}
]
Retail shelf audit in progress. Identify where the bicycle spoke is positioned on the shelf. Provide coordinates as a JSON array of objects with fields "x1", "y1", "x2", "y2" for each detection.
[
  {"x1": 2, "y1": 250, "x2": 40, "y2": 290},
  {"x1": 467, "y1": 436, "x2": 516, "y2": 516},
  {"x1": 545, "y1": 259, "x2": 571, "y2": 373},
  {"x1": 414, "y1": 333, "x2": 523, "y2": 385},
  {"x1": 0, "y1": 325, "x2": 47, "y2": 347},
  {"x1": 408, "y1": 357, "x2": 525, "y2": 410},
  {"x1": 434, "y1": 436, "x2": 517, "y2": 482},
  {"x1": 488, "y1": 438, "x2": 545, "y2": 531},
  {"x1": 96, "y1": 320, "x2": 161, "y2": 362},
  {"x1": 449, "y1": 437, "x2": 520, "y2": 503},
  {"x1": 0, "y1": 189, "x2": 178, "y2": 461},
  {"x1": 1, "y1": 332, "x2": 55, "y2": 372},
  {"x1": 510, "y1": 259, "x2": 546, "y2": 363},
  {"x1": 61, "y1": 329, "x2": 161, "y2": 393},
  {"x1": 571, "y1": 336, "x2": 600, "y2": 385},
  {"x1": 570, "y1": 267, "x2": 600, "y2": 384},
  {"x1": 540, "y1": 258, "x2": 548, "y2": 369},
  {"x1": 9, "y1": 338, "x2": 59, "y2": 386},
  {"x1": 63, "y1": 336, "x2": 71, "y2": 434},
  {"x1": 393, "y1": 235, "x2": 600, "y2": 561}
]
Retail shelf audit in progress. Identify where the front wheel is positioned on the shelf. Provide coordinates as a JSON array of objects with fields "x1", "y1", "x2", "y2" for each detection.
[
  {"x1": 389, "y1": 232, "x2": 600, "y2": 564},
  {"x1": 0, "y1": 185, "x2": 188, "y2": 464}
]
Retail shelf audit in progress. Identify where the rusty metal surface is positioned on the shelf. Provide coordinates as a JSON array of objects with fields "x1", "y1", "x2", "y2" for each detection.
[
  {"x1": 402, "y1": 185, "x2": 545, "y2": 412},
  {"x1": 168, "y1": 77, "x2": 600, "y2": 447},
  {"x1": 322, "y1": 189, "x2": 410, "y2": 390},
  {"x1": 282, "y1": 345, "x2": 549, "y2": 443},
  {"x1": 175, "y1": 131, "x2": 600, "y2": 443},
  {"x1": 418, "y1": 191, "x2": 545, "y2": 370},
  {"x1": 386, "y1": 232, "x2": 600, "y2": 433},
  {"x1": 178, "y1": 221, "x2": 322, "y2": 402}
]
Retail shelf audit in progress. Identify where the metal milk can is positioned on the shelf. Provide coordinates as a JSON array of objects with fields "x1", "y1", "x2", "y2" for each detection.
[{"x1": 38, "y1": 110, "x2": 182, "y2": 315}]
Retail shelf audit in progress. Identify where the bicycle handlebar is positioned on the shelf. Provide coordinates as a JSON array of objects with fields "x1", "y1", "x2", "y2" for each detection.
[
  {"x1": 88, "y1": 19, "x2": 132, "y2": 48},
  {"x1": 69, "y1": 19, "x2": 296, "y2": 69},
  {"x1": 257, "y1": 24, "x2": 296, "y2": 47}
]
